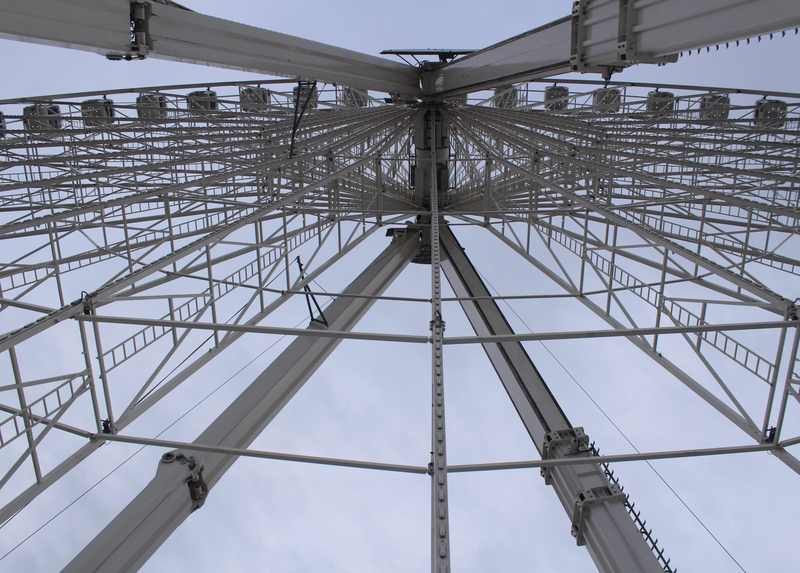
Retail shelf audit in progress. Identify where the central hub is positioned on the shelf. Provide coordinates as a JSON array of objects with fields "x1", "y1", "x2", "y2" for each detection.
[{"x1": 411, "y1": 107, "x2": 450, "y2": 208}]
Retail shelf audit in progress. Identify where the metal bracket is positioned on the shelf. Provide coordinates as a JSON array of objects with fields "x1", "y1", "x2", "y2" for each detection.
[
  {"x1": 386, "y1": 227, "x2": 409, "y2": 242},
  {"x1": 571, "y1": 0, "x2": 676, "y2": 79},
  {"x1": 161, "y1": 451, "x2": 208, "y2": 510},
  {"x1": 570, "y1": 484, "x2": 627, "y2": 546},
  {"x1": 541, "y1": 427, "x2": 590, "y2": 485},
  {"x1": 430, "y1": 311, "x2": 445, "y2": 332},
  {"x1": 616, "y1": 0, "x2": 677, "y2": 65},
  {"x1": 107, "y1": 1, "x2": 151, "y2": 60},
  {"x1": 187, "y1": 468, "x2": 209, "y2": 510},
  {"x1": 570, "y1": 1, "x2": 616, "y2": 77},
  {"x1": 788, "y1": 301, "x2": 798, "y2": 321},
  {"x1": 130, "y1": 1, "x2": 152, "y2": 56},
  {"x1": 80, "y1": 290, "x2": 96, "y2": 315}
]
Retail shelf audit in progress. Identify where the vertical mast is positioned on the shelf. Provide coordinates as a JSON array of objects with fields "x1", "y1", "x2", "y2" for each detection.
[{"x1": 428, "y1": 107, "x2": 451, "y2": 573}]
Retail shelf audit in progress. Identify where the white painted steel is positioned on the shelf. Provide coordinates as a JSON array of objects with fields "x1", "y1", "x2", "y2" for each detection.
[
  {"x1": 74, "y1": 314, "x2": 430, "y2": 344},
  {"x1": 571, "y1": 0, "x2": 800, "y2": 70},
  {"x1": 1, "y1": 24, "x2": 800, "y2": 573},
  {"x1": 432, "y1": 0, "x2": 800, "y2": 95},
  {"x1": 5, "y1": 0, "x2": 798, "y2": 101},
  {"x1": 95, "y1": 433, "x2": 781, "y2": 474},
  {"x1": 0, "y1": 0, "x2": 420, "y2": 97},
  {"x1": 430, "y1": 18, "x2": 573, "y2": 96},
  {"x1": 448, "y1": 442, "x2": 782, "y2": 472},
  {"x1": 632, "y1": 0, "x2": 800, "y2": 57},
  {"x1": 95, "y1": 433, "x2": 430, "y2": 474},
  {"x1": 0, "y1": 0, "x2": 130, "y2": 56}
]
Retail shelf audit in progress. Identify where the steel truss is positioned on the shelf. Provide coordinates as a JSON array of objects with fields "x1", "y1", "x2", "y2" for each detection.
[{"x1": 0, "y1": 78, "x2": 799, "y2": 572}]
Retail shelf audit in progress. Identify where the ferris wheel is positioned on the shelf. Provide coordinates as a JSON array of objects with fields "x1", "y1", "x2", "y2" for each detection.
[{"x1": 1, "y1": 1, "x2": 800, "y2": 572}]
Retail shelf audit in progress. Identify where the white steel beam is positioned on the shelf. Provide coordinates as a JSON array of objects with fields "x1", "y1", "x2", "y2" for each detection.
[
  {"x1": 144, "y1": 2, "x2": 420, "y2": 97},
  {"x1": 60, "y1": 230, "x2": 421, "y2": 573},
  {"x1": 96, "y1": 433, "x2": 788, "y2": 473},
  {"x1": 428, "y1": 18, "x2": 573, "y2": 97},
  {"x1": 0, "y1": 0, "x2": 421, "y2": 97},
  {"x1": 3, "y1": 0, "x2": 799, "y2": 99},
  {"x1": 441, "y1": 319, "x2": 792, "y2": 344},
  {"x1": 438, "y1": 226, "x2": 663, "y2": 573},
  {"x1": 447, "y1": 442, "x2": 787, "y2": 471},
  {"x1": 569, "y1": 0, "x2": 800, "y2": 76},
  {"x1": 95, "y1": 433, "x2": 429, "y2": 474},
  {"x1": 631, "y1": 0, "x2": 800, "y2": 57},
  {"x1": 73, "y1": 313, "x2": 430, "y2": 344},
  {"x1": 0, "y1": 0, "x2": 130, "y2": 56},
  {"x1": 431, "y1": 0, "x2": 800, "y2": 96}
]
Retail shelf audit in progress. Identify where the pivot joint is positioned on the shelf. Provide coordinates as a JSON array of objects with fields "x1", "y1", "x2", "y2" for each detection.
[
  {"x1": 161, "y1": 451, "x2": 209, "y2": 510},
  {"x1": 541, "y1": 427, "x2": 591, "y2": 485},
  {"x1": 570, "y1": 484, "x2": 627, "y2": 546}
]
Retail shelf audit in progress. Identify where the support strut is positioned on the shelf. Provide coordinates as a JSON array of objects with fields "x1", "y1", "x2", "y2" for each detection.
[
  {"x1": 439, "y1": 225, "x2": 663, "y2": 573},
  {"x1": 61, "y1": 230, "x2": 421, "y2": 573}
]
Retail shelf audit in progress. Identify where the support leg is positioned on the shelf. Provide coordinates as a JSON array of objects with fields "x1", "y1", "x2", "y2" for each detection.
[{"x1": 439, "y1": 225, "x2": 663, "y2": 573}]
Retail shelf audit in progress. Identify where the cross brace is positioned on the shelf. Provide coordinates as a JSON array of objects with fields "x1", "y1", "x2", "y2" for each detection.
[{"x1": 3, "y1": 0, "x2": 799, "y2": 98}]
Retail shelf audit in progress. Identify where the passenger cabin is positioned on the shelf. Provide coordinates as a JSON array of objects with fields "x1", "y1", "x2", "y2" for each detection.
[
  {"x1": 187, "y1": 90, "x2": 218, "y2": 113},
  {"x1": 137, "y1": 94, "x2": 168, "y2": 120},
  {"x1": 754, "y1": 99, "x2": 788, "y2": 128},
  {"x1": 593, "y1": 88, "x2": 621, "y2": 113},
  {"x1": 544, "y1": 86, "x2": 569, "y2": 111},
  {"x1": 23, "y1": 104, "x2": 61, "y2": 131},
  {"x1": 240, "y1": 87, "x2": 270, "y2": 112},
  {"x1": 81, "y1": 98, "x2": 115, "y2": 127},
  {"x1": 699, "y1": 94, "x2": 730, "y2": 121},
  {"x1": 646, "y1": 91, "x2": 675, "y2": 114}
]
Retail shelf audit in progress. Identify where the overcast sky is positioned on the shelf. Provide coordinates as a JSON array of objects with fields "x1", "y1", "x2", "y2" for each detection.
[{"x1": 1, "y1": 1, "x2": 800, "y2": 572}]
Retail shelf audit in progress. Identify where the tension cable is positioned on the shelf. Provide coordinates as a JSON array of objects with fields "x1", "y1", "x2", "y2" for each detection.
[{"x1": 296, "y1": 257, "x2": 328, "y2": 327}]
